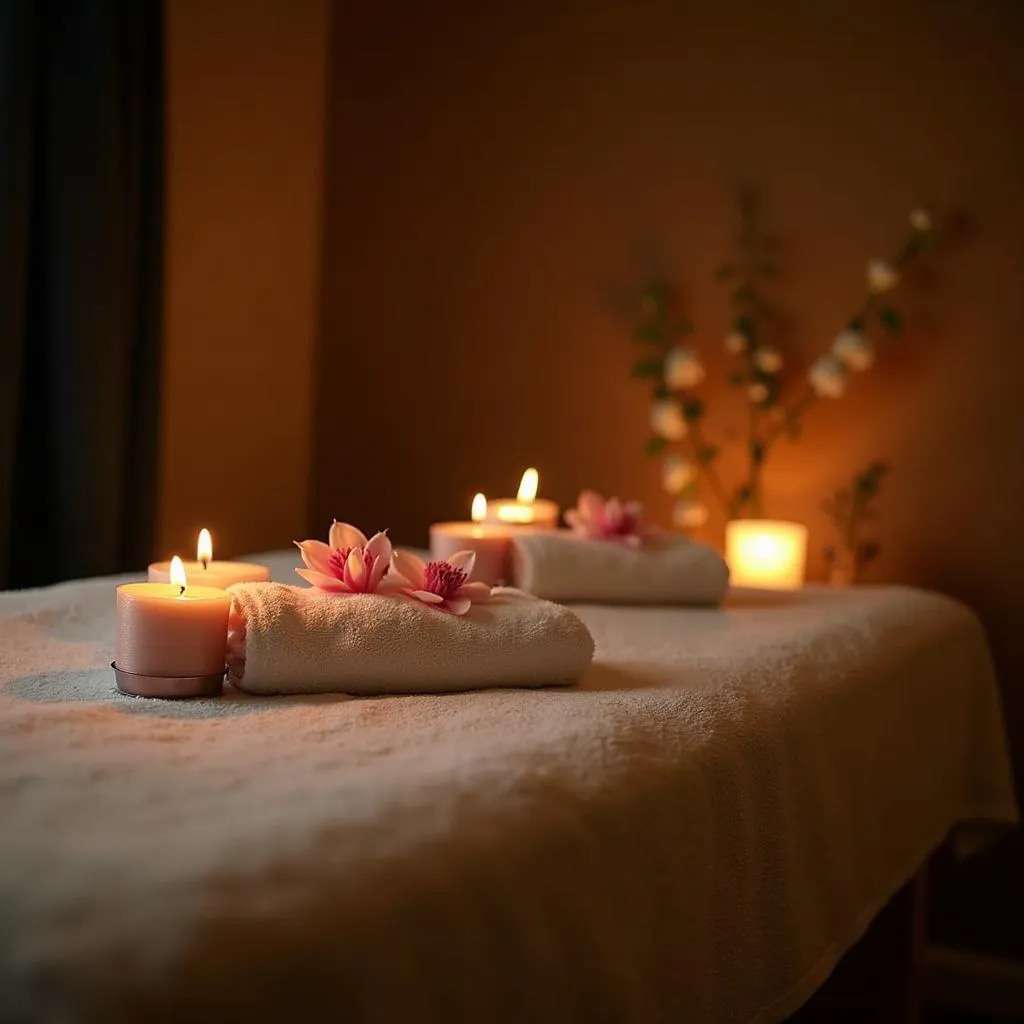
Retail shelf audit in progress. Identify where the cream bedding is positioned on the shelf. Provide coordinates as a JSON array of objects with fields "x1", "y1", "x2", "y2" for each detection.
[{"x1": 0, "y1": 551, "x2": 1016, "y2": 1023}]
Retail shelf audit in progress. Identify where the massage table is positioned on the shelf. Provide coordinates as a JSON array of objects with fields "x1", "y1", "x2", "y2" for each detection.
[{"x1": 0, "y1": 550, "x2": 1017, "y2": 1022}]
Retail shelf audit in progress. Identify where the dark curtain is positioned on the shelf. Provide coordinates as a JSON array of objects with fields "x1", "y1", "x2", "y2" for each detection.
[{"x1": 0, "y1": 0, "x2": 163, "y2": 588}]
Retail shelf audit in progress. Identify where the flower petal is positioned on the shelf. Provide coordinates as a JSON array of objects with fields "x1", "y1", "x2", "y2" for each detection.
[
  {"x1": 446, "y1": 549, "x2": 476, "y2": 577},
  {"x1": 605, "y1": 497, "x2": 624, "y2": 531},
  {"x1": 455, "y1": 581, "x2": 490, "y2": 603},
  {"x1": 443, "y1": 597, "x2": 473, "y2": 616},
  {"x1": 345, "y1": 547, "x2": 367, "y2": 589},
  {"x1": 365, "y1": 530, "x2": 392, "y2": 565},
  {"x1": 296, "y1": 568, "x2": 351, "y2": 592},
  {"x1": 294, "y1": 539, "x2": 333, "y2": 575},
  {"x1": 329, "y1": 521, "x2": 368, "y2": 551},
  {"x1": 409, "y1": 588, "x2": 444, "y2": 604},
  {"x1": 367, "y1": 555, "x2": 388, "y2": 592},
  {"x1": 577, "y1": 490, "x2": 605, "y2": 523},
  {"x1": 391, "y1": 550, "x2": 426, "y2": 588}
]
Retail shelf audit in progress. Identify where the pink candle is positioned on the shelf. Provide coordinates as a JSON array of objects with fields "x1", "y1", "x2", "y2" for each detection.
[
  {"x1": 429, "y1": 494, "x2": 514, "y2": 586},
  {"x1": 115, "y1": 558, "x2": 230, "y2": 696},
  {"x1": 149, "y1": 528, "x2": 270, "y2": 589}
]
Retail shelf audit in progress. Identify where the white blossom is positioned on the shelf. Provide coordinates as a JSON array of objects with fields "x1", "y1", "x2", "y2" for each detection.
[
  {"x1": 910, "y1": 208, "x2": 932, "y2": 232},
  {"x1": 661, "y1": 452, "x2": 695, "y2": 494},
  {"x1": 672, "y1": 498, "x2": 709, "y2": 530},
  {"x1": 748, "y1": 382, "x2": 769, "y2": 404},
  {"x1": 752, "y1": 346, "x2": 783, "y2": 373},
  {"x1": 866, "y1": 259, "x2": 900, "y2": 294},
  {"x1": 724, "y1": 330, "x2": 747, "y2": 355},
  {"x1": 650, "y1": 399, "x2": 688, "y2": 441},
  {"x1": 664, "y1": 347, "x2": 705, "y2": 390},
  {"x1": 832, "y1": 329, "x2": 875, "y2": 371},
  {"x1": 808, "y1": 354, "x2": 848, "y2": 398}
]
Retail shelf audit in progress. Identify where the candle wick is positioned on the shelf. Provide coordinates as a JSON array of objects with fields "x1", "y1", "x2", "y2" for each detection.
[
  {"x1": 201, "y1": 558, "x2": 208, "y2": 570},
  {"x1": 179, "y1": 584, "x2": 186, "y2": 597}
]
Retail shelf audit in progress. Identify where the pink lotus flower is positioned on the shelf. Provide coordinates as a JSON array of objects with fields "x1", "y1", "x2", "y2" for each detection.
[
  {"x1": 565, "y1": 490, "x2": 651, "y2": 548},
  {"x1": 390, "y1": 549, "x2": 491, "y2": 615},
  {"x1": 294, "y1": 521, "x2": 392, "y2": 594}
]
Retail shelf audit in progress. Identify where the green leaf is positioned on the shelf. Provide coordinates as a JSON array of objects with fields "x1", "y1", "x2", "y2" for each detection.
[
  {"x1": 697, "y1": 445, "x2": 719, "y2": 464},
  {"x1": 633, "y1": 323, "x2": 663, "y2": 344},
  {"x1": 652, "y1": 384, "x2": 670, "y2": 400},
  {"x1": 879, "y1": 307, "x2": 902, "y2": 334},
  {"x1": 631, "y1": 359, "x2": 662, "y2": 379},
  {"x1": 641, "y1": 281, "x2": 669, "y2": 316},
  {"x1": 714, "y1": 263, "x2": 738, "y2": 281},
  {"x1": 858, "y1": 541, "x2": 881, "y2": 564},
  {"x1": 750, "y1": 441, "x2": 765, "y2": 465},
  {"x1": 644, "y1": 436, "x2": 668, "y2": 456},
  {"x1": 727, "y1": 483, "x2": 752, "y2": 518},
  {"x1": 682, "y1": 397, "x2": 704, "y2": 421}
]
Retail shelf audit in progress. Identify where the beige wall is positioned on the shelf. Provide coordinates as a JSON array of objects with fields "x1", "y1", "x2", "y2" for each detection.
[
  {"x1": 316, "y1": 0, "x2": 1024, "y2": 765},
  {"x1": 159, "y1": 0, "x2": 328, "y2": 560}
]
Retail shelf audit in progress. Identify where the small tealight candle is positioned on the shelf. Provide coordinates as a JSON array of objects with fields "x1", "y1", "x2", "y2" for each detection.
[
  {"x1": 725, "y1": 519, "x2": 808, "y2": 590},
  {"x1": 485, "y1": 468, "x2": 560, "y2": 528},
  {"x1": 115, "y1": 556, "x2": 231, "y2": 698},
  {"x1": 149, "y1": 528, "x2": 270, "y2": 589},
  {"x1": 430, "y1": 493, "x2": 514, "y2": 586}
]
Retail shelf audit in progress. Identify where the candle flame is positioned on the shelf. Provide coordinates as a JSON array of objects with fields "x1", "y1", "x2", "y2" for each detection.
[
  {"x1": 170, "y1": 555, "x2": 187, "y2": 596},
  {"x1": 197, "y1": 528, "x2": 212, "y2": 568},
  {"x1": 517, "y1": 468, "x2": 539, "y2": 504},
  {"x1": 471, "y1": 493, "x2": 487, "y2": 523}
]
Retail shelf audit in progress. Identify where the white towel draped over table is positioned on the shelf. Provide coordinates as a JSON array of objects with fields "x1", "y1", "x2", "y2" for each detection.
[{"x1": 0, "y1": 550, "x2": 1016, "y2": 1024}]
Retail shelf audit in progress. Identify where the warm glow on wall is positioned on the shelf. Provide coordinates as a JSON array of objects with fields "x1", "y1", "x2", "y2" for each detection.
[{"x1": 726, "y1": 519, "x2": 808, "y2": 590}]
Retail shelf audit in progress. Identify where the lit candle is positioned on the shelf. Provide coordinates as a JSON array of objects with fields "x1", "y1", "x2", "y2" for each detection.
[
  {"x1": 429, "y1": 493, "x2": 514, "y2": 586},
  {"x1": 485, "y1": 468, "x2": 560, "y2": 528},
  {"x1": 115, "y1": 556, "x2": 231, "y2": 697},
  {"x1": 149, "y1": 528, "x2": 270, "y2": 589},
  {"x1": 725, "y1": 519, "x2": 808, "y2": 590}
]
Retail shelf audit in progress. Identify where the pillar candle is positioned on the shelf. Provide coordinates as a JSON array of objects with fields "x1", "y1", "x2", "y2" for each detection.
[
  {"x1": 483, "y1": 468, "x2": 560, "y2": 528},
  {"x1": 725, "y1": 519, "x2": 808, "y2": 590},
  {"x1": 149, "y1": 527, "x2": 270, "y2": 589},
  {"x1": 148, "y1": 560, "x2": 269, "y2": 589},
  {"x1": 429, "y1": 493, "x2": 514, "y2": 586},
  {"x1": 116, "y1": 560, "x2": 230, "y2": 678}
]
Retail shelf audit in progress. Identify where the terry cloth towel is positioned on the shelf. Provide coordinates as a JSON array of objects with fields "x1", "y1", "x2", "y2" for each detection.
[
  {"x1": 226, "y1": 583, "x2": 595, "y2": 695},
  {"x1": 511, "y1": 530, "x2": 730, "y2": 605}
]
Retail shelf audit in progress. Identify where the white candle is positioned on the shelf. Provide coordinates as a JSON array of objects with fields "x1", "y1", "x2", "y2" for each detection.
[
  {"x1": 726, "y1": 519, "x2": 808, "y2": 590},
  {"x1": 484, "y1": 468, "x2": 560, "y2": 529},
  {"x1": 149, "y1": 528, "x2": 270, "y2": 589},
  {"x1": 115, "y1": 556, "x2": 230, "y2": 696},
  {"x1": 430, "y1": 493, "x2": 513, "y2": 586}
]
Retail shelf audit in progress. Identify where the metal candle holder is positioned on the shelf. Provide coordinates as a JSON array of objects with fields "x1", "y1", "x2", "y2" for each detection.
[{"x1": 112, "y1": 662, "x2": 225, "y2": 699}]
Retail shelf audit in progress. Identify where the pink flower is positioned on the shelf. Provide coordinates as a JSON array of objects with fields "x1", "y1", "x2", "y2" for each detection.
[
  {"x1": 390, "y1": 550, "x2": 491, "y2": 615},
  {"x1": 294, "y1": 521, "x2": 392, "y2": 594},
  {"x1": 565, "y1": 490, "x2": 651, "y2": 548}
]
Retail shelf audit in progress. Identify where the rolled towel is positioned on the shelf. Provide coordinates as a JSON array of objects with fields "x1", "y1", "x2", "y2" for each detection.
[
  {"x1": 510, "y1": 531, "x2": 730, "y2": 605},
  {"x1": 226, "y1": 583, "x2": 594, "y2": 695}
]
